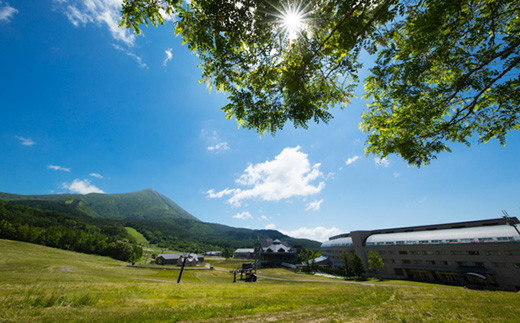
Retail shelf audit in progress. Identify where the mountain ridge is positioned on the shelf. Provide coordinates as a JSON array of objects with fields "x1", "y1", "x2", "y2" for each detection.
[
  {"x1": 0, "y1": 189, "x2": 199, "y2": 222},
  {"x1": 0, "y1": 189, "x2": 322, "y2": 250}
]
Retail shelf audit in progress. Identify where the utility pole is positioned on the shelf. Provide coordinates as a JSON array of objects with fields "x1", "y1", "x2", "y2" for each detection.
[
  {"x1": 503, "y1": 210, "x2": 520, "y2": 237},
  {"x1": 177, "y1": 252, "x2": 189, "y2": 283}
]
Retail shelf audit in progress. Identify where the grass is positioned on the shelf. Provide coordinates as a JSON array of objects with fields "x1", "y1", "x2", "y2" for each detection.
[
  {"x1": 1, "y1": 239, "x2": 520, "y2": 322},
  {"x1": 125, "y1": 227, "x2": 149, "y2": 245}
]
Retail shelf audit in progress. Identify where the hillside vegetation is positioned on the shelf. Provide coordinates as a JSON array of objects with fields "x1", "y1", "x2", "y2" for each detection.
[
  {"x1": 1, "y1": 239, "x2": 520, "y2": 322},
  {"x1": 0, "y1": 201, "x2": 142, "y2": 262},
  {"x1": 0, "y1": 189, "x2": 198, "y2": 221},
  {"x1": 0, "y1": 190, "x2": 321, "y2": 251}
]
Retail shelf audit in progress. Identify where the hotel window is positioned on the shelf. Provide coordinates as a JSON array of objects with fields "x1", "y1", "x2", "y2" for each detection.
[
  {"x1": 379, "y1": 251, "x2": 387, "y2": 255},
  {"x1": 422, "y1": 251, "x2": 433, "y2": 255},
  {"x1": 467, "y1": 250, "x2": 480, "y2": 256},
  {"x1": 450, "y1": 251, "x2": 464, "y2": 255},
  {"x1": 419, "y1": 240, "x2": 429, "y2": 244},
  {"x1": 504, "y1": 251, "x2": 520, "y2": 256},
  {"x1": 387, "y1": 251, "x2": 396, "y2": 255},
  {"x1": 497, "y1": 237, "x2": 514, "y2": 241},
  {"x1": 402, "y1": 259, "x2": 411, "y2": 264},
  {"x1": 399, "y1": 251, "x2": 408, "y2": 255},
  {"x1": 478, "y1": 238, "x2": 493, "y2": 242},
  {"x1": 385, "y1": 242, "x2": 394, "y2": 245},
  {"x1": 410, "y1": 251, "x2": 420, "y2": 255},
  {"x1": 406, "y1": 241, "x2": 417, "y2": 244},
  {"x1": 474, "y1": 262, "x2": 485, "y2": 267},
  {"x1": 492, "y1": 262, "x2": 508, "y2": 268},
  {"x1": 396, "y1": 241, "x2": 405, "y2": 244},
  {"x1": 456, "y1": 261, "x2": 469, "y2": 266},
  {"x1": 426, "y1": 260, "x2": 436, "y2": 265},
  {"x1": 460, "y1": 238, "x2": 474, "y2": 243},
  {"x1": 513, "y1": 263, "x2": 520, "y2": 269},
  {"x1": 413, "y1": 260, "x2": 423, "y2": 264},
  {"x1": 485, "y1": 251, "x2": 502, "y2": 256},
  {"x1": 431, "y1": 240, "x2": 442, "y2": 243},
  {"x1": 436, "y1": 251, "x2": 447, "y2": 255},
  {"x1": 446, "y1": 239, "x2": 458, "y2": 243}
]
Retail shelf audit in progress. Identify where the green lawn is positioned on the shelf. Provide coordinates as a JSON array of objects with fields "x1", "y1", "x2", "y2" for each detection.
[
  {"x1": 1, "y1": 239, "x2": 520, "y2": 322},
  {"x1": 125, "y1": 227, "x2": 149, "y2": 245}
]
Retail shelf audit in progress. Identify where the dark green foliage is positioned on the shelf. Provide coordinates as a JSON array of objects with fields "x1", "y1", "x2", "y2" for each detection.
[
  {"x1": 0, "y1": 191, "x2": 321, "y2": 254},
  {"x1": 0, "y1": 201, "x2": 142, "y2": 262},
  {"x1": 121, "y1": 0, "x2": 519, "y2": 166},
  {"x1": 0, "y1": 189, "x2": 198, "y2": 221},
  {"x1": 222, "y1": 248, "x2": 233, "y2": 259},
  {"x1": 340, "y1": 250, "x2": 352, "y2": 277},
  {"x1": 349, "y1": 251, "x2": 365, "y2": 277},
  {"x1": 368, "y1": 250, "x2": 384, "y2": 274}
]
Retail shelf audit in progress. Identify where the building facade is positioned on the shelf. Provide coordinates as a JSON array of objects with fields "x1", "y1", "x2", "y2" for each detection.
[{"x1": 321, "y1": 217, "x2": 520, "y2": 291}]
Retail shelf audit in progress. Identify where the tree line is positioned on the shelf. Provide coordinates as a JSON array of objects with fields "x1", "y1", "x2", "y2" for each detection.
[{"x1": 0, "y1": 201, "x2": 142, "y2": 262}]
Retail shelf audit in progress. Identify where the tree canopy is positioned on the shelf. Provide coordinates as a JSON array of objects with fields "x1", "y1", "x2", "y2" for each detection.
[{"x1": 121, "y1": 0, "x2": 519, "y2": 166}]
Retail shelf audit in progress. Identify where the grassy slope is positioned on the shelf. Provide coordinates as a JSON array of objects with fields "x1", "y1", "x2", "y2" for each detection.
[
  {"x1": 1, "y1": 239, "x2": 520, "y2": 322},
  {"x1": 125, "y1": 227, "x2": 149, "y2": 245}
]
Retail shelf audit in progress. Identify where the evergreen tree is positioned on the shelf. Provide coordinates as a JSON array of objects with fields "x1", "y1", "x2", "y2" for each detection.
[{"x1": 349, "y1": 251, "x2": 365, "y2": 278}]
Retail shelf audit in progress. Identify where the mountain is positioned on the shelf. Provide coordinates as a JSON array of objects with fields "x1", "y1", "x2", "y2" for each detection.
[
  {"x1": 0, "y1": 189, "x2": 198, "y2": 222},
  {"x1": 0, "y1": 189, "x2": 322, "y2": 250}
]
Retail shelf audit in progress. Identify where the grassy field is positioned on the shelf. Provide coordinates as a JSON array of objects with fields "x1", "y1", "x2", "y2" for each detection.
[{"x1": 1, "y1": 239, "x2": 520, "y2": 322}]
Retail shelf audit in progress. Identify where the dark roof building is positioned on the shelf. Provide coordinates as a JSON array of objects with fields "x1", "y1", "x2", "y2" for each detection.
[{"x1": 321, "y1": 217, "x2": 520, "y2": 291}]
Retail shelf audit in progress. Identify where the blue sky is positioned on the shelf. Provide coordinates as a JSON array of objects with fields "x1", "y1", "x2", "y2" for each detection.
[{"x1": 1, "y1": 0, "x2": 519, "y2": 242}]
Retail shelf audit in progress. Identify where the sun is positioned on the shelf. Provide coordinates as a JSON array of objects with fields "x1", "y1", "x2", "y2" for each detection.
[
  {"x1": 273, "y1": 1, "x2": 311, "y2": 40},
  {"x1": 282, "y1": 9, "x2": 304, "y2": 40}
]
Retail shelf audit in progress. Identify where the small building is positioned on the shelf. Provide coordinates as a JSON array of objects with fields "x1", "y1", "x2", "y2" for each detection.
[
  {"x1": 234, "y1": 248, "x2": 255, "y2": 259},
  {"x1": 261, "y1": 239, "x2": 298, "y2": 267},
  {"x1": 205, "y1": 251, "x2": 222, "y2": 257},
  {"x1": 156, "y1": 253, "x2": 204, "y2": 266}
]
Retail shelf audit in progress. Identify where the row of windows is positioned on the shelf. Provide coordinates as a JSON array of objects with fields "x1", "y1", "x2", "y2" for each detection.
[
  {"x1": 378, "y1": 250, "x2": 520, "y2": 256},
  {"x1": 366, "y1": 236, "x2": 515, "y2": 246},
  {"x1": 383, "y1": 259, "x2": 520, "y2": 268}
]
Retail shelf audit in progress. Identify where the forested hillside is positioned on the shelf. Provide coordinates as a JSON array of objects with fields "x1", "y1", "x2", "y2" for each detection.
[
  {"x1": 0, "y1": 201, "x2": 142, "y2": 262},
  {"x1": 0, "y1": 190, "x2": 322, "y2": 253}
]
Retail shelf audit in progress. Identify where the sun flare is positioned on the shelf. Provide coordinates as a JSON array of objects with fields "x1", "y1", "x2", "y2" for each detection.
[{"x1": 282, "y1": 10, "x2": 304, "y2": 39}]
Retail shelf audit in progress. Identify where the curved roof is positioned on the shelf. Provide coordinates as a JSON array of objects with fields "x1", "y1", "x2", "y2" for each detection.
[
  {"x1": 321, "y1": 237, "x2": 353, "y2": 248},
  {"x1": 365, "y1": 225, "x2": 520, "y2": 246}
]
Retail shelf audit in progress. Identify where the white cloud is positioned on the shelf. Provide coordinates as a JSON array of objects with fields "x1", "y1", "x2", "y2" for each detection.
[
  {"x1": 265, "y1": 223, "x2": 276, "y2": 230},
  {"x1": 375, "y1": 157, "x2": 390, "y2": 167},
  {"x1": 233, "y1": 211, "x2": 252, "y2": 220},
  {"x1": 16, "y1": 136, "x2": 36, "y2": 146},
  {"x1": 62, "y1": 178, "x2": 104, "y2": 194},
  {"x1": 163, "y1": 48, "x2": 173, "y2": 66},
  {"x1": 393, "y1": 172, "x2": 400, "y2": 178},
  {"x1": 207, "y1": 146, "x2": 325, "y2": 207},
  {"x1": 113, "y1": 44, "x2": 147, "y2": 68},
  {"x1": 47, "y1": 164, "x2": 71, "y2": 172},
  {"x1": 206, "y1": 188, "x2": 239, "y2": 199},
  {"x1": 280, "y1": 226, "x2": 342, "y2": 242},
  {"x1": 207, "y1": 142, "x2": 230, "y2": 152},
  {"x1": 54, "y1": 0, "x2": 136, "y2": 46},
  {"x1": 259, "y1": 215, "x2": 271, "y2": 221},
  {"x1": 305, "y1": 199, "x2": 323, "y2": 211},
  {"x1": 0, "y1": 1, "x2": 18, "y2": 23},
  {"x1": 202, "y1": 130, "x2": 230, "y2": 152},
  {"x1": 346, "y1": 155, "x2": 360, "y2": 165},
  {"x1": 89, "y1": 172, "x2": 104, "y2": 179}
]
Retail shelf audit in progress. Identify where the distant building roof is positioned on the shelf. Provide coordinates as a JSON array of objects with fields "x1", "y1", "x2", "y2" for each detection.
[
  {"x1": 157, "y1": 253, "x2": 183, "y2": 260},
  {"x1": 321, "y1": 237, "x2": 353, "y2": 248},
  {"x1": 263, "y1": 243, "x2": 291, "y2": 253},
  {"x1": 365, "y1": 224, "x2": 520, "y2": 245},
  {"x1": 234, "y1": 248, "x2": 255, "y2": 253}
]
